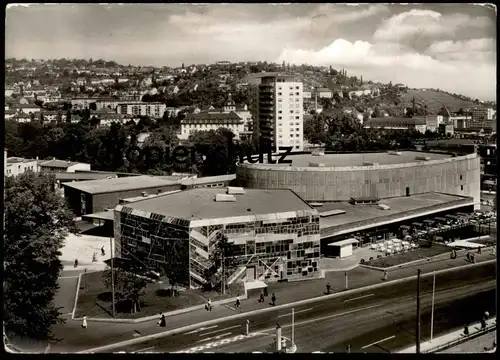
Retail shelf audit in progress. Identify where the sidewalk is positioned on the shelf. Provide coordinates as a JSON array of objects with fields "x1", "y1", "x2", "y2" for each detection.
[
  {"x1": 399, "y1": 317, "x2": 497, "y2": 353},
  {"x1": 48, "y1": 252, "x2": 495, "y2": 352},
  {"x1": 60, "y1": 233, "x2": 112, "y2": 272},
  {"x1": 438, "y1": 330, "x2": 496, "y2": 353}
]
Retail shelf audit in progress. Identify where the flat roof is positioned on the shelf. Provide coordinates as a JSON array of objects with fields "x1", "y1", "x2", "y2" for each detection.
[
  {"x1": 122, "y1": 188, "x2": 315, "y2": 220},
  {"x1": 38, "y1": 159, "x2": 89, "y2": 168},
  {"x1": 61, "y1": 175, "x2": 180, "y2": 195},
  {"x1": 55, "y1": 173, "x2": 116, "y2": 181},
  {"x1": 328, "y1": 238, "x2": 359, "y2": 247},
  {"x1": 180, "y1": 174, "x2": 236, "y2": 186},
  {"x1": 247, "y1": 151, "x2": 452, "y2": 168},
  {"x1": 319, "y1": 192, "x2": 473, "y2": 232}
]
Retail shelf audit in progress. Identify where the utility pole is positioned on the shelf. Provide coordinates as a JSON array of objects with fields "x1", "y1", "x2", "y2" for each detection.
[
  {"x1": 345, "y1": 272, "x2": 348, "y2": 290},
  {"x1": 292, "y1": 308, "x2": 295, "y2": 347},
  {"x1": 110, "y1": 237, "x2": 115, "y2": 318},
  {"x1": 221, "y1": 248, "x2": 226, "y2": 295},
  {"x1": 416, "y1": 268, "x2": 421, "y2": 353},
  {"x1": 430, "y1": 270, "x2": 436, "y2": 342}
]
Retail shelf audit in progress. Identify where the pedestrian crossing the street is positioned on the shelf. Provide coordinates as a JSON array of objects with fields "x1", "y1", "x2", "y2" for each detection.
[{"x1": 175, "y1": 332, "x2": 262, "y2": 353}]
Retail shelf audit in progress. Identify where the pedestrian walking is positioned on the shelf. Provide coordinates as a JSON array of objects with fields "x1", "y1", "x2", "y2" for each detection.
[
  {"x1": 206, "y1": 298, "x2": 212, "y2": 311},
  {"x1": 74, "y1": 258, "x2": 78, "y2": 268},
  {"x1": 464, "y1": 324, "x2": 469, "y2": 335},
  {"x1": 271, "y1": 293, "x2": 276, "y2": 306},
  {"x1": 92, "y1": 252, "x2": 97, "y2": 262},
  {"x1": 259, "y1": 289, "x2": 265, "y2": 303},
  {"x1": 383, "y1": 270, "x2": 388, "y2": 281},
  {"x1": 466, "y1": 252, "x2": 470, "y2": 261},
  {"x1": 484, "y1": 311, "x2": 490, "y2": 320},
  {"x1": 81, "y1": 316, "x2": 87, "y2": 329},
  {"x1": 263, "y1": 287, "x2": 268, "y2": 297},
  {"x1": 478, "y1": 247, "x2": 482, "y2": 254},
  {"x1": 159, "y1": 314, "x2": 166, "y2": 327},
  {"x1": 101, "y1": 246, "x2": 105, "y2": 256},
  {"x1": 481, "y1": 318, "x2": 486, "y2": 330},
  {"x1": 235, "y1": 295, "x2": 240, "y2": 308},
  {"x1": 326, "y1": 282, "x2": 331, "y2": 294}
]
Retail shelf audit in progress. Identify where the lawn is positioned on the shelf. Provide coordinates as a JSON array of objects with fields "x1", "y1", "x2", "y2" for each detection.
[
  {"x1": 74, "y1": 271, "x2": 245, "y2": 319},
  {"x1": 364, "y1": 241, "x2": 451, "y2": 269}
]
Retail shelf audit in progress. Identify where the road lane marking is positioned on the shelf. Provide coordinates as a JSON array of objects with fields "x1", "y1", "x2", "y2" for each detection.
[
  {"x1": 278, "y1": 307, "x2": 314, "y2": 318},
  {"x1": 59, "y1": 276, "x2": 79, "y2": 279},
  {"x1": 181, "y1": 333, "x2": 262, "y2": 352},
  {"x1": 344, "y1": 294, "x2": 374, "y2": 303},
  {"x1": 201, "y1": 325, "x2": 241, "y2": 337},
  {"x1": 185, "y1": 325, "x2": 218, "y2": 335},
  {"x1": 290, "y1": 304, "x2": 382, "y2": 328},
  {"x1": 135, "y1": 346, "x2": 155, "y2": 353},
  {"x1": 214, "y1": 332, "x2": 232, "y2": 339},
  {"x1": 361, "y1": 335, "x2": 396, "y2": 349},
  {"x1": 196, "y1": 332, "x2": 232, "y2": 343}
]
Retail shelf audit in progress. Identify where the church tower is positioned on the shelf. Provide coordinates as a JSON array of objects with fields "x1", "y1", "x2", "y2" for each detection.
[{"x1": 223, "y1": 93, "x2": 236, "y2": 113}]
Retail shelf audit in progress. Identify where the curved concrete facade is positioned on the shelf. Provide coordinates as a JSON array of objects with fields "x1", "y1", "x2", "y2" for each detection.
[{"x1": 236, "y1": 153, "x2": 481, "y2": 208}]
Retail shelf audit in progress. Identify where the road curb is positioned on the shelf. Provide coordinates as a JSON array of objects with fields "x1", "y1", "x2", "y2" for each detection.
[
  {"x1": 71, "y1": 273, "x2": 82, "y2": 320},
  {"x1": 73, "y1": 292, "x2": 248, "y2": 323},
  {"x1": 78, "y1": 259, "x2": 496, "y2": 353}
]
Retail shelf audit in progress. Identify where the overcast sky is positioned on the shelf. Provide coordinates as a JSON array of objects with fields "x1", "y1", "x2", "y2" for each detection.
[{"x1": 5, "y1": 3, "x2": 497, "y2": 100}]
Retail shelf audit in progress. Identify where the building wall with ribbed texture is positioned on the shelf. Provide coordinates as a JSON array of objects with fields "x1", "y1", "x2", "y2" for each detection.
[{"x1": 236, "y1": 154, "x2": 480, "y2": 208}]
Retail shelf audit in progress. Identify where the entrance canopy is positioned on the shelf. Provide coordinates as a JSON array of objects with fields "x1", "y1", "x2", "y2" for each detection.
[{"x1": 82, "y1": 211, "x2": 114, "y2": 222}]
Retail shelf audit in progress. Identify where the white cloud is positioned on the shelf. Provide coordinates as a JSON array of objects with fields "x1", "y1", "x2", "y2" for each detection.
[
  {"x1": 373, "y1": 9, "x2": 492, "y2": 43},
  {"x1": 276, "y1": 39, "x2": 454, "y2": 71},
  {"x1": 275, "y1": 38, "x2": 495, "y2": 100}
]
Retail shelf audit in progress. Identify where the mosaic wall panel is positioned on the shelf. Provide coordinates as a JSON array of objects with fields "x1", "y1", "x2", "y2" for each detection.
[
  {"x1": 188, "y1": 214, "x2": 321, "y2": 285},
  {"x1": 118, "y1": 210, "x2": 190, "y2": 285}
]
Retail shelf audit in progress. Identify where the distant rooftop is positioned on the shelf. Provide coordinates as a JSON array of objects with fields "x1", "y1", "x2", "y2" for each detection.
[
  {"x1": 122, "y1": 188, "x2": 314, "y2": 220},
  {"x1": 61, "y1": 175, "x2": 180, "y2": 195},
  {"x1": 7, "y1": 156, "x2": 37, "y2": 164},
  {"x1": 38, "y1": 159, "x2": 89, "y2": 168}
]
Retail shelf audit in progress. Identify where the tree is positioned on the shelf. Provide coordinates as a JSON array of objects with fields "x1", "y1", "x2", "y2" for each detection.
[
  {"x1": 4, "y1": 172, "x2": 75, "y2": 342},
  {"x1": 203, "y1": 232, "x2": 238, "y2": 293},
  {"x1": 102, "y1": 263, "x2": 149, "y2": 314}
]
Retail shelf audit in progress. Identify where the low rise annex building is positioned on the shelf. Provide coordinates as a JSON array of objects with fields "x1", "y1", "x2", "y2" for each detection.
[{"x1": 114, "y1": 187, "x2": 321, "y2": 289}]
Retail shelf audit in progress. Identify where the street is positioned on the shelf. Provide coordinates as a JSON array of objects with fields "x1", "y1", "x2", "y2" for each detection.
[
  {"x1": 107, "y1": 262, "x2": 496, "y2": 353},
  {"x1": 49, "y1": 256, "x2": 495, "y2": 352}
]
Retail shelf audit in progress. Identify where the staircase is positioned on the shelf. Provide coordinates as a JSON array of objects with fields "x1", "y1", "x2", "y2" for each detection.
[{"x1": 227, "y1": 266, "x2": 246, "y2": 285}]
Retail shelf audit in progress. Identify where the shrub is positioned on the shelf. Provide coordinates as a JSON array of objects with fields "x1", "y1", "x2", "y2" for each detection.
[
  {"x1": 369, "y1": 257, "x2": 374, "y2": 261},
  {"x1": 377, "y1": 255, "x2": 382, "y2": 259},
  {"x1": 360, "y1": 259, "x2": 365, "y2": 264}
]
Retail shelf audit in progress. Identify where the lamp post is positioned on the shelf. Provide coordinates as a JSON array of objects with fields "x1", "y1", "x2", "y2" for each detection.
[
  {"x1": 416, "y1": 269, "x2": 421, "y2": 353},
  {"x1": 110, "y1": 237, "x2": 115, "y2": 318},
  {"x1": 345, "y1": 272, "x2": 348, "y2": 290},
  {"x1": 291, "y1": 308, "x2": 295, "y2": 347}
]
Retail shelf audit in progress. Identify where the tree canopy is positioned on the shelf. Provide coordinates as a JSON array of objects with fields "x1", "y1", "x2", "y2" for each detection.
[{"x1": 3, "y1": 172, "x2": 75, "y2": 342}]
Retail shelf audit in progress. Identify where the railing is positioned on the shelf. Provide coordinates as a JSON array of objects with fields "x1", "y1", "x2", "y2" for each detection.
[{"x1": 426, "y1": 322, "x2": 497, "y2": 353}]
